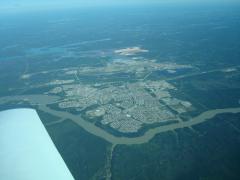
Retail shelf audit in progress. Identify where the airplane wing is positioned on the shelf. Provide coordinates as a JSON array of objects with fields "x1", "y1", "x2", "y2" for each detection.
[{"x1": 0, "y1": 108, "x2": 74, "y2": 180}]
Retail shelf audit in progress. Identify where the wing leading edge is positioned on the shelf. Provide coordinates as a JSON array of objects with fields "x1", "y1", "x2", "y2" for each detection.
[{"x1": 0, "y1": 108, "x2": 74, "y2": 180}]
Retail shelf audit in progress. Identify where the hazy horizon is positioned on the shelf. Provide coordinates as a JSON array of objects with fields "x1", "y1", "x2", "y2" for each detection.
[{"x1": 1, "y1": 0, "x2": 240, "y2": 14}]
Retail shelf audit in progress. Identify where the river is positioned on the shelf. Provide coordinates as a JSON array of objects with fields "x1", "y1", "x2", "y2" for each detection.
[{"x1": 1, "y1": 95, "x2": 240, "y2": 145}]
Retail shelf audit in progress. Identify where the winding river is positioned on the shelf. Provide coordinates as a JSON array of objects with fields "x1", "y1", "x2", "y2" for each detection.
[{"x1": 1, "y1": 95, "x2": 240, "y2": 145}]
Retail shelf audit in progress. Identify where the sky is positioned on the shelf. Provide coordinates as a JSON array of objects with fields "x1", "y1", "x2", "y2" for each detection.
[{"x1": 0, "y1": 0, "x2": 239, "y2": 13}]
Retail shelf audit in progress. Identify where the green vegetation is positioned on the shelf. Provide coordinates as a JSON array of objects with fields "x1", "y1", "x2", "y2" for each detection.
[
  {"x1": 37, "y1": 109, "x2": 61, "y2": 124},
  {"x1": 46, "y1": 120, "x2": 111, "y2": 180},
  {"x1": 112, "y1": 113, "x2": 240, "y2": 180},
  {"x1": 1, "y1": 5, "x2": 240, "y2": 180},
  {"x1": 172, "y1": 70, "x2": 240, "y2": 111}
]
